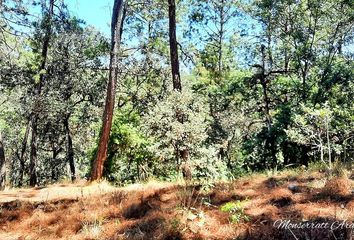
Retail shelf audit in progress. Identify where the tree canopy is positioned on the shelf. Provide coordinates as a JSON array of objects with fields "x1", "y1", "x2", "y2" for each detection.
[{"x1": 0, "y1": 0, "x2": 353, "y2": 187}]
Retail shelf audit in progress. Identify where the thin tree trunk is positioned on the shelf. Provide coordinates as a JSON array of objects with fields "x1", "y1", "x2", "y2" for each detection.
[
  {"x1": 29, "y1": 0, "x2": 54, "y2": 186},
  {"x1": 51, "y1": 146, "x2": 60, "y2": 182},
  {"x1": 282, "y1": 141, "x2": 289, "y2": 166},
  {"x1": 260, "y1": 45, "x2": 272, "y2": 130},
  {"x1": 320, "y1": 139, "x2": 324, "y2": 164},
  {"x1": 267, "y1": 28, "x2": 273, "y2": 70},
  {"x1": 300, "y1": 54, "x2": 310, "y2": 167},
  {"x1": 0, "y1": 131, "x2": 6, "y2": 190},
  {"x1": 29, "y1": 116, "x2": 38, "y2": 186},
  {"x1": 64, "y1": 116, "x2": 75, "y2": 181},
  {"x1": 19, "y1": 121, "x2": 30, "y2": 186},
  {"x1": 168, "y1": 0, "x2": 191, "y2": 180},
  {"x1": 91, "y1": 0, "x2": 124, "y2": 181},
  {"x1": 218, "y1": 0, "x2": 224, "y2": 78},
  {"x1": 326, "y1": 116, "x2": 332, "y2": 169},
  {"x1": 260, "y1": 45, "x2": 276, "y2": 167},
  {"x1": 284, "y1": 21, "x2": 289, "y2": 72},
  {"x1": 168, "y1": 0, "x2": 181, "y2": 92},
  {"x1": 61, "y1": 39, "x2": 76, "y2": 182}
]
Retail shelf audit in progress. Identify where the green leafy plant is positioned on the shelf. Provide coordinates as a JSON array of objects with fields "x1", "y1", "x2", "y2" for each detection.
[{"x1": 220, "y1": 200, "x2": 250, "y2": 224}]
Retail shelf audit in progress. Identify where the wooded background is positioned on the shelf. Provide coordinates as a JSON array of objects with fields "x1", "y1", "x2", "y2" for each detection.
[{"x1": 0, "y1": 0, "x2": 353, "y2": 188}]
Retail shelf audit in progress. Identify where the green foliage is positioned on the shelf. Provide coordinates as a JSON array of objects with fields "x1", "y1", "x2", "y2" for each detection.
[
  {"x1": 0, "y1": 0, "x2": 353, "y2": 186},
  {"x1": 286, "y1": 103, "x2": 337, "y2": 168},
  {"x1": 220, "y1": 200, "x2": 250, "y2": 224},
  {"x1": 103, "y1": 105, "x2": 154, "y2": 183},
  {"x1": 143, "y1": 85, "x2": 229, "y2": 181}
]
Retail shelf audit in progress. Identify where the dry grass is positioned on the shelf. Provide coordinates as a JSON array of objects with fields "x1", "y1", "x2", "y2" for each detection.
[
  {"x1": 0, "y1": 180, "x2": 116, "y2": 203},
  {"x1": 0, "y1": 170, "x2": 353, "y2": 240},
  {"x1": 321, "y1": 177, "x2": 352, "y2": 197}
]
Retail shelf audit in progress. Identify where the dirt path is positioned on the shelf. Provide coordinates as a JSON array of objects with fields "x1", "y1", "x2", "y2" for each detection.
[
  {"x1": 0, "y1": 181, "x2": 176, "y2": 203},
  {"x1": 0, "y1": 182, "x2": 115, "y2": 203}
]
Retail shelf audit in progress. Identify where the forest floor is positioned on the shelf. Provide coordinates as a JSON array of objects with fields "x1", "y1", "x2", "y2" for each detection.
[{"x1": 0, "y1": 168, "x2": 354, "y2": 240}]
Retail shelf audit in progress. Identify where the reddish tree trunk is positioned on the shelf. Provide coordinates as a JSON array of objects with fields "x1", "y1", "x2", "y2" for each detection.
[{"x1": 91, "y1": 0, "x2": 124, "y2": 181}]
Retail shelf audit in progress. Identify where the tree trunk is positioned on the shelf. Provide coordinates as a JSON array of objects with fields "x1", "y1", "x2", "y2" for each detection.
[
  {"x1": 300, "y1": 145, "x2": 309, "y2": 167},
  {"x1": 168, "y1": 0, "x2": 191, "y2": 180},
  {"x1": 0, "y1": 131, "x2": 6, "y2": 190},
  {"x1": 91, "y1": 0, "x2": 124, "y2": 181},
  {"x1": 168, "y1": 0, "x2": 181, "y2": 92},
  {"x1": 301, "y1": 60, "x2": 310, "y2": 101},
  {"x1": 218, "y1": 0, "x2": 225, "y2": 79},
  {"x1": 29, "y1": 116, "x2": 38, "y2": 186},
  {"x1": 19, "y1": 121, "x2": 30, "y2": 186},
  {"x1": 29, "y1": 0, "x2": 54, "y2": 186},
  {"x1": 260, "y1": 45, "x2": 271, "y2": 130},
  {"x1": 319, "y1": 139, "x2": 324, "y2": 164},
  {"x1": 260, "y1": 45, "x2": 277, "y2": 167},
  {"x1": 282, "y1": 141, "x2": 289, "y2": 166},
  {"x1": 284, "y1": 20, "x2": 289, "y2": 72},
  {"x1": 64, "y1": 116, "x2": 75, "y2": 181},
  {"x1": 326, "y1": 115, "x2": 332, "y2": 169},
  {"x1": 51, "y1": 147, "x2": 60, "y2": 182}
]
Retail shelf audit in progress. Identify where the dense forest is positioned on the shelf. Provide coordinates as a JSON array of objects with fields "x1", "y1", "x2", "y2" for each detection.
[{"x1": 0, "y1": 0, "x2": 353, "y2": 188}]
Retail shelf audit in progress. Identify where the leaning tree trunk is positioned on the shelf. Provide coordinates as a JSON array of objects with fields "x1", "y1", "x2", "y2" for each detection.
[
  {"x1": 29, "y1": 0, "x2": 54, "y2": 186},
  {"x1": 91, "y1": 0, "x2": 124, "y2": 181},
  {"x1": 168, "y1": 0, "x2": 191, "y2": 180},
  {"x1": 19, "y1": 121, "x2": 30, "y2": 186},
  {"x1": 0, "y1": 131, "x2": 6, "y2": 190}
]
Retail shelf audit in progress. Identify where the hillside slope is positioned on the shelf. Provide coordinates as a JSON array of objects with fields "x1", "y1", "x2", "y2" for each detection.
[{"x1": 0, "y1": 171, "x2": 353, "y2": 240}]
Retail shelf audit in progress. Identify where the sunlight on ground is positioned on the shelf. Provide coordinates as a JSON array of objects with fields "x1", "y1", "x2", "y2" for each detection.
[{"x1": 0, "y1": 169, "x2": 353, "y2": 240}]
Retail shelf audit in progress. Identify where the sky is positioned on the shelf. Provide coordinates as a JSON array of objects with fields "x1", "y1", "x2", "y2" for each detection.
[{"x1": 65, "y1": 0, "x2": 113, "y2": 37}]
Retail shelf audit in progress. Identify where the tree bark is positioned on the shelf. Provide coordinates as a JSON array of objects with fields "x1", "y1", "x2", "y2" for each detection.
[
  {"x1": 168, "y1": 0, "x2": 191, "y2": 180},
  {"x1": 283, "y1": 17, "x2": 289, "y2": 72},
  {"x1": 29, "y1": 116, "x2": 38, "y2": 186},
  {"x1": 64, "y1": 116, "x2": 75, "y2": 181},
  {"x1": 260, "y1": 45, "x2": 272, "y2": 131},
  {"x1": 168, "y1": 0, "x2": 181, "y2": 92},
  {"x1": 326, "y1": 115, "x2": 332, "y2": 169},
  {"x1": 91, "y1": 0, "x2": 124, "y2": 181},
  {"x1": 50, "y1": 146, "x2": 61, "y2": 182},
  {"x1": 29, "y1": 0, "x2": 54, "y2": 186},
  {"x1": 0, "y1": 131, "x2": 6, "y2": 190},
  {"x1": 19, "y1": 121, "x2": 30, "y2": 186},
  {"x1": 218, "y1": 0, "x2": 225, "y2": 78}
]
